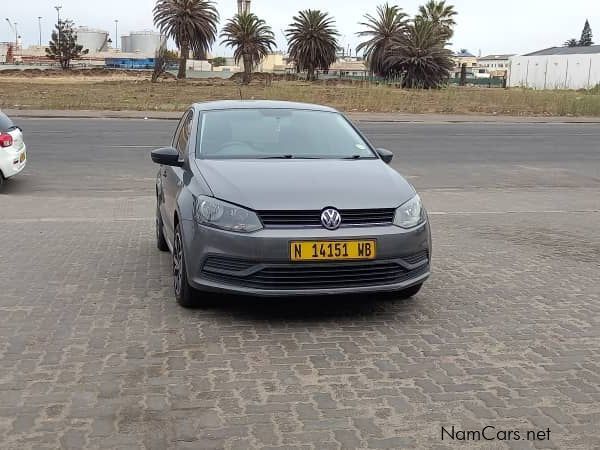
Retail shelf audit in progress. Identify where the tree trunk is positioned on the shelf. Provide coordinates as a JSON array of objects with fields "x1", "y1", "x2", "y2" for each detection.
[
  {"x1": 459, "y1": 63, "x2": 467, "y2": 86},
  {"x1": 59, "y1": 47, "x2": 66, "y2": 70},
  {"x1": 308, "y1": 65, "x2": 315, "y2": 81},
  {"x1": 242, "y1": 54, "x2": 252, "y2": 84},
  {"x1": 178, "y1": 42, "x2": 189, "y2": 80}
]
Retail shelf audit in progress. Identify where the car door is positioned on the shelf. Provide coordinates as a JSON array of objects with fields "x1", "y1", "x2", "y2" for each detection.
[{"x1": 162, "y1": 110, "x2": 193, "y2": 242}]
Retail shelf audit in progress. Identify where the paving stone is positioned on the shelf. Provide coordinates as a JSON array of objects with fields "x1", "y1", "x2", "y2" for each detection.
[
  {"x1": 1, "y1": 122, "x2": 599, "y2": 449},
  {"x1": 334, "y1": 429, "x2": 362, "y2": 449}
]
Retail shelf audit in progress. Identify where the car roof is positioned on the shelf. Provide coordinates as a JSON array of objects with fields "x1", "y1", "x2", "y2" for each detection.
[{"x1": 192, "y1": 100, "x2": 338, "y2": 113}]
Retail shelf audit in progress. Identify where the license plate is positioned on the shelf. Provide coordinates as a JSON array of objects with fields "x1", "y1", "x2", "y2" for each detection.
[
  {"x1": 290, "y1": 240, "x2": 376, "y2": 261},
  {"x1": 19, "y1": 152, "x2": 26, "y2": 162}
]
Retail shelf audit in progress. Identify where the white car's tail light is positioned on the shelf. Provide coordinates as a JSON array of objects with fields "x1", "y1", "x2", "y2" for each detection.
[{"x1": 0, "y1": 133, "x2": 13, "y2": 148}]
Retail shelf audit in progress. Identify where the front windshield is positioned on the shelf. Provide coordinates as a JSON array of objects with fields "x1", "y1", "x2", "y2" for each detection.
[{"x1": 196, "y1": 109, "x2": 376, "y2": 160}]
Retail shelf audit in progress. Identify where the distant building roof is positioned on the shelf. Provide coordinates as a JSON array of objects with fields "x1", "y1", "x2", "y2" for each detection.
[
  {"x1": 454, "y1": 50, "x2": 475, "y2": 57},
  {"x1": 329, "y1": 61, "x2": 367, "y2": 71},
  {"x1": 479, "y1": 54, "x2": 515, "y2": 60},
  {"x1": 524, "y1": 45, "x2": 600, "y2": 56}
]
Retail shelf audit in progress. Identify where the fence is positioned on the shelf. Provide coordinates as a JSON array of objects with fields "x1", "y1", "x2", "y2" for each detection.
[{"x1": 447, "y1": 77, "x2": 506, "y2": 88}]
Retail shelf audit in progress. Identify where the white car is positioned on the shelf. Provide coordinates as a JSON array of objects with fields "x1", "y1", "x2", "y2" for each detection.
[{"x1": 0, "y1": 111, "x2": 26, "y2": 188}]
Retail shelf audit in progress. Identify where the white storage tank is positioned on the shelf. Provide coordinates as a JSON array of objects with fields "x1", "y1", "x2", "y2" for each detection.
[
  {"x1": 75, "y1": 27, "x2": 109, "y2": 53},
  {"x1": 127, "y1": 31, "x2": 164, "y2": 56},
  {"x1": 121, "y1": 35, "x2": 131, "y2": 53}
]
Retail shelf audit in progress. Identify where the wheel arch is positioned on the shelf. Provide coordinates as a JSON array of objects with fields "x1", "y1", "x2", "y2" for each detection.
[{"x1": 174, "y1": 210, "x2": 180, "y2": 229}]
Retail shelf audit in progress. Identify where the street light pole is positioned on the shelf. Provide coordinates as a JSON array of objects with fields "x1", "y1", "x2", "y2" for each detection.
[
  {"x1": 38, "y1": 17, "x2": 43, "y2": 46},
  {"x1": 115, "y1": 20, "x2": 119, "y2": 51},
  {"x1": 54, "y1": 5, "x2": 62, "y2": 67}
]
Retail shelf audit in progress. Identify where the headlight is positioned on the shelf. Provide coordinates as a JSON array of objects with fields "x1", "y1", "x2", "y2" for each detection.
[
  {"x1": 394, "y1": 194, "x2": 424, "y2": 229},
  {"x1": 194, "y1": 196, "x2": 262, "y2": 233}
]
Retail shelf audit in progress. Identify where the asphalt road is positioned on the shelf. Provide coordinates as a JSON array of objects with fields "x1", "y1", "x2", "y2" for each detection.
[
  {"x1": 4, "y1": 119, "x2": 600, "y2": 194},
  {"x1": 0, "y1": 119, "x2": 599, "y2": 449}
]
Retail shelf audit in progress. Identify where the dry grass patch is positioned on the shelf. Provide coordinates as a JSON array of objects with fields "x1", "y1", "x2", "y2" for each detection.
[{"x1": 0, "y1": 78, "x2": 599, "y2": 116}]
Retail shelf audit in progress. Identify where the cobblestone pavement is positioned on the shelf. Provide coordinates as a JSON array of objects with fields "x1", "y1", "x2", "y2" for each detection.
[{"x1": 0, "y1": 119, "x2": 599, "y2": 449}]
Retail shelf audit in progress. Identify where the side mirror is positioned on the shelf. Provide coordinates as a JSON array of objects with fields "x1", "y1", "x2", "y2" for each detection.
[
  {"x1": 376, "y1": 148, "x2": 394, "y2": 164},
  {"x1": 151, "y1": 147, "x2": 182, "y2": 167}
]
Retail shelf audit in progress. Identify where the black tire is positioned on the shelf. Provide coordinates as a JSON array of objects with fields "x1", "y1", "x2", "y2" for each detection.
[
  {"x1": 397, "y1": 283, "x2": 423, "y2": 300},
  {"x1": 173, "y1": 223, "x2": 197, "y2": 308},
  {"x1": 0, "y1": 172, "x2": 5, "y2": 190},
  {"x1": 156, "y1": 205, "x2": 169, "y2": 252}
]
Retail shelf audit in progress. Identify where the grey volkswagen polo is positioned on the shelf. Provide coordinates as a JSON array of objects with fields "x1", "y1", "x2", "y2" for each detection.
[{"x1": 152, "y1": 101, "x2": 431, "y2": 307}]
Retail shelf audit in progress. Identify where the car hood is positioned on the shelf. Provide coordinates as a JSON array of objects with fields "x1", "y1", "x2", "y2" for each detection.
[{"x1": 196, "y1": 159, "x2": 416, "y2": 210}]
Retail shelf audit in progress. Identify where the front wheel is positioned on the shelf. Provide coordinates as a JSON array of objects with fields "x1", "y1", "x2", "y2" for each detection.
[
  {"x1": 173, "y1": 224, "x2": 196, "y2": 308},
  {"x1": 396, "y1": 283, "x2": 423, "y2": 300}
]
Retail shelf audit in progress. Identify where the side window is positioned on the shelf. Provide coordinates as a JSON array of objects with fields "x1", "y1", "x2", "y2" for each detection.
[{"x1": 175, "y1": 111, "x2": 193, "y2": 157}]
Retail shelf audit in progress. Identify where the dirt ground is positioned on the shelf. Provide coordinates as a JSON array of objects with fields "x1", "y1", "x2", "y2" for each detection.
[{"x1": 0, "y1": 69, "x2": 598, "y2": 116}]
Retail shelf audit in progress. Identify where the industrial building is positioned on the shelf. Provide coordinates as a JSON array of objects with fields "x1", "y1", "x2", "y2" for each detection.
[
  {"x1": 4, "y1": 27, "x2": 166, "y2": 70},
  {"x1": 0, "y1": 42, "x2": 12, "y2": 63},
  {"x1": 509, "y1": 46, "x2": 600, "y2": 89},
  {"x1": 105, "y1": 57, "x2": 155, "y2": 70}
]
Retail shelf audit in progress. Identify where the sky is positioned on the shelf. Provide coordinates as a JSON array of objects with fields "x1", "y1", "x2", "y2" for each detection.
[{"x1": 3, "y1": 0, "x2": 599, "y2": 56}]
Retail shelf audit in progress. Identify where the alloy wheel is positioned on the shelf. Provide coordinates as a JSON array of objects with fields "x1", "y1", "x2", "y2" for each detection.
[{"x1": 173, "y1": 231, "x2": 183, "y2": 296}]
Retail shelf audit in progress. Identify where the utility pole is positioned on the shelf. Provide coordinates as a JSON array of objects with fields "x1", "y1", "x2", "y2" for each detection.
[
  {"x1": 55, "y1": 6, "x2": 62, "y2": 67},
  {"x1": 38, "y1": 17, "x2": 43, "y2": 46},
  {"x1": 114, "y1": 20, "x2": 119, "y2": 50}
]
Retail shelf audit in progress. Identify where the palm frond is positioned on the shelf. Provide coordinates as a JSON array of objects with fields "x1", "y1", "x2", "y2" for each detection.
[
  {"x1": 153, "y1": 0, "x2": 219, "y2": 58},
  {"x1": 220, "y1": 12, "x2": 276, "y2": 83},
  {"x1": 356, "y1": 3, "x2": 409, "y2": 76},
  {"x1": 416, "y1": 0, "x2": 457, "y2": 39},
  {"x1": 285, "y1": 9, "x2": 340, "y2": 80},
  {"x1": 382, "y1": 19, "x2": 453, "y2": 88},
  {"x1": 220, "y1": 12, "x2": 276, "y2": 67}
]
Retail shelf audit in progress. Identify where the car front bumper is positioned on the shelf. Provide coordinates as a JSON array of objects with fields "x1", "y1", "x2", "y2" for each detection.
[
  {"x1": 0, "y1": 145, "x2": 26, "y2": 179},
  {"x1": 181, "y1": 218, "x2": 432, "y2": 297}
]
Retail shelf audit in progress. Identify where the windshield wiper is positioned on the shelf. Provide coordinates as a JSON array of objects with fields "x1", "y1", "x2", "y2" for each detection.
[
  {"x1": 259, "y1": 155, "x2": 323, "y2": 159},
  {"x1": 341, "y1": 155, "x2": 375, "y2": 160}
]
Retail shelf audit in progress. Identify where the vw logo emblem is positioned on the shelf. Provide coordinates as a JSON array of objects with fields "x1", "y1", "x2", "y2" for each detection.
[{"x1": 321, "y1": 208, "x2": 342, "y2": 230}]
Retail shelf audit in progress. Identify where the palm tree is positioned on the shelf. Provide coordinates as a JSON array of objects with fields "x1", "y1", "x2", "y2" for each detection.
[
  {"x1": 221, "y1": 12, "x2": 276, "y2": 84},
  {"x1": 564, "y1": 38, "x2": 579, "y2": 48},
  {"x1": 356, "y1": 3, "x2": 409, "y2": 76},
  {"x1": 286, "y1": 9, "x2": 340, "y2": 81},
  {"x1": 382, "y1": 18, "x2": 453, "y2": 88},
  {"x1": 153, "y1": 0, "x2": 219, "y2": 79},
  {"x1": 416, "y1": 0, "x2": 457, "y2": 39}
]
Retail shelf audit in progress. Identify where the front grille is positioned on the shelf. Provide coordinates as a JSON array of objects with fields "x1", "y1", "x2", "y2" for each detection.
[
  {"x1": 257, "y1": 209, "x2": 396, "y2": 228},
  {"x1": 201, "y1": 255, "x2": 429, "y2": 290},
  {"x1": 401, "y1": 251, "x2": 429, "y2": 265},
  {"x1": 203, "y1": 256, "x2": 255, "y2": 273}
]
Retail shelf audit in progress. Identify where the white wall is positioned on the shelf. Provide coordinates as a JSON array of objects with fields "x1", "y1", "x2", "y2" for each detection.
[
  {"x1": 0, "y1": 44, "x2": 8, "y2": 63},
  {"x1": 509, "y1": 54, "x2": 600, "y2": 89}
]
